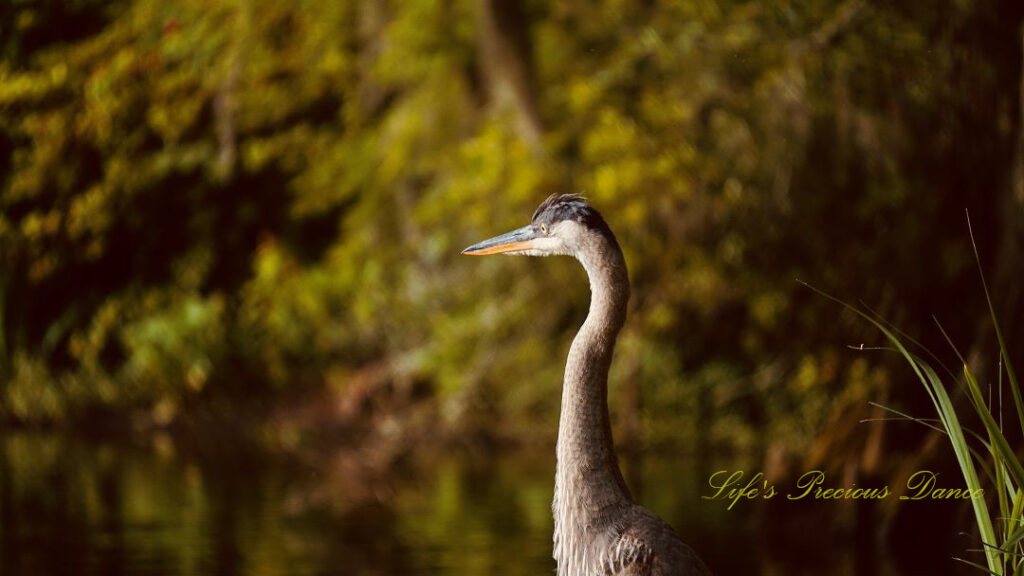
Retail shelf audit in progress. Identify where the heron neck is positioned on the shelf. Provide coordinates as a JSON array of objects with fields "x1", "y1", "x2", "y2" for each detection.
[{"x1": 553, "y1": 237, "x2": 632, "y2": 567}]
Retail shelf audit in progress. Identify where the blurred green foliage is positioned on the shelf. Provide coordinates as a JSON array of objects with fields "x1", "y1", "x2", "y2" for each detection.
[{"x1": 0, "y1": 0, "x2": 1021, "y2": 455}]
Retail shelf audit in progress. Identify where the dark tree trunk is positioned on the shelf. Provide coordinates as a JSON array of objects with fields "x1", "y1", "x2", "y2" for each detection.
[
  {"x1": 990, "y1": 25, "x2": 1024, "y2": 356},
  {"x1": 476, "y1": 0, "x2": 543, "y2": 149}
]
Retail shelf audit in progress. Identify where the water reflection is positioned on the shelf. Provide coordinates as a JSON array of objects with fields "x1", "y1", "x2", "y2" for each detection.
[{"x1": 0, "y1": 432, "x2": 968, "y2": 576}]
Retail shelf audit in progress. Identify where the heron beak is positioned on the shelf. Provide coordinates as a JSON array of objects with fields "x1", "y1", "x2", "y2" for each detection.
[{"x1": 461, "y1": 225, "x2": 540, "y2": 255}]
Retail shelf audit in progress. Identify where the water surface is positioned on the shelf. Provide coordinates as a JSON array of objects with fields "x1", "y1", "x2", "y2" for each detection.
[{"x1": 0, "y1": 432, "x2": 970, "y2": 575}]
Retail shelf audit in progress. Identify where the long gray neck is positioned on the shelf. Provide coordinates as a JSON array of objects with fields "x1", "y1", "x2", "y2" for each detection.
[{"x1": 553, "y1": 232, "x2": 632, "y2": 573}]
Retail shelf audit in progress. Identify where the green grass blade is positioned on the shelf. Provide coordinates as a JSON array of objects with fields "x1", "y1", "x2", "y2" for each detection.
[
  {"x1": 1006, "y1": 523, "x2": 1024, "y2": 549},
  {"x1": 922, "y1": 361, "x2": 1002, "y2": 572},
  {"x1": 955, "y1": 555, "x2": 1001, "y2": 575},
  {"x1": 967, "y1": 212, "x2": 1024, "y2": 438},
  {"x1": 962, "y1": 366, "x2": 1024, "y2": 489}
]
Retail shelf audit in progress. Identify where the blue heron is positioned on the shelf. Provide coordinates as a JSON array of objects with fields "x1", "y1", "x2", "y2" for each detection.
[{"x1": 463, "y1": 194, "x2": 712, "y2": 576}]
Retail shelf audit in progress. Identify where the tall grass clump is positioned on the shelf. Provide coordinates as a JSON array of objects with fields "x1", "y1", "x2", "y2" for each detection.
[{"x1": 802, "y1": 220, "x2": 1023, "y2": 575}]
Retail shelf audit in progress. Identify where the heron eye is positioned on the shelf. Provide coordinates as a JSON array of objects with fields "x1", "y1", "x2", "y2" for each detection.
[{"x1": 539, "y1": 224, "x2": 549, "y2": 235}]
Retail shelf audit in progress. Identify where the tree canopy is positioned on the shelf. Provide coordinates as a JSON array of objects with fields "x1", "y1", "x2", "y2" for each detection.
[{"x1": 1, "y1": 1, "x2": 1022, "y2": 471}]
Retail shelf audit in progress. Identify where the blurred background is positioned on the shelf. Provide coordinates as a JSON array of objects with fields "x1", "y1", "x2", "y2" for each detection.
[{"x1": 1, "y1": 0, "x2": 1023, "y2": 574}]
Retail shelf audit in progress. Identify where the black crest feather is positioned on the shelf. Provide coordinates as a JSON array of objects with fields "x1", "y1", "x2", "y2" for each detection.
[{"x1": 531, "y1": 194, "x2": 617, "y2": 244}]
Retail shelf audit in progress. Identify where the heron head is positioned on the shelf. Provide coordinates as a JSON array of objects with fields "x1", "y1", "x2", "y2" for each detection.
[{"x1": 462, "y1": 194, "x2": 615, "y2": 258}]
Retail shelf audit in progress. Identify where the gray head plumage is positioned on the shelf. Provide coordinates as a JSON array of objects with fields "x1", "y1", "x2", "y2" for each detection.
[{"x1": 531, "y1": 194, "x2": 617, "y2": 245}]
